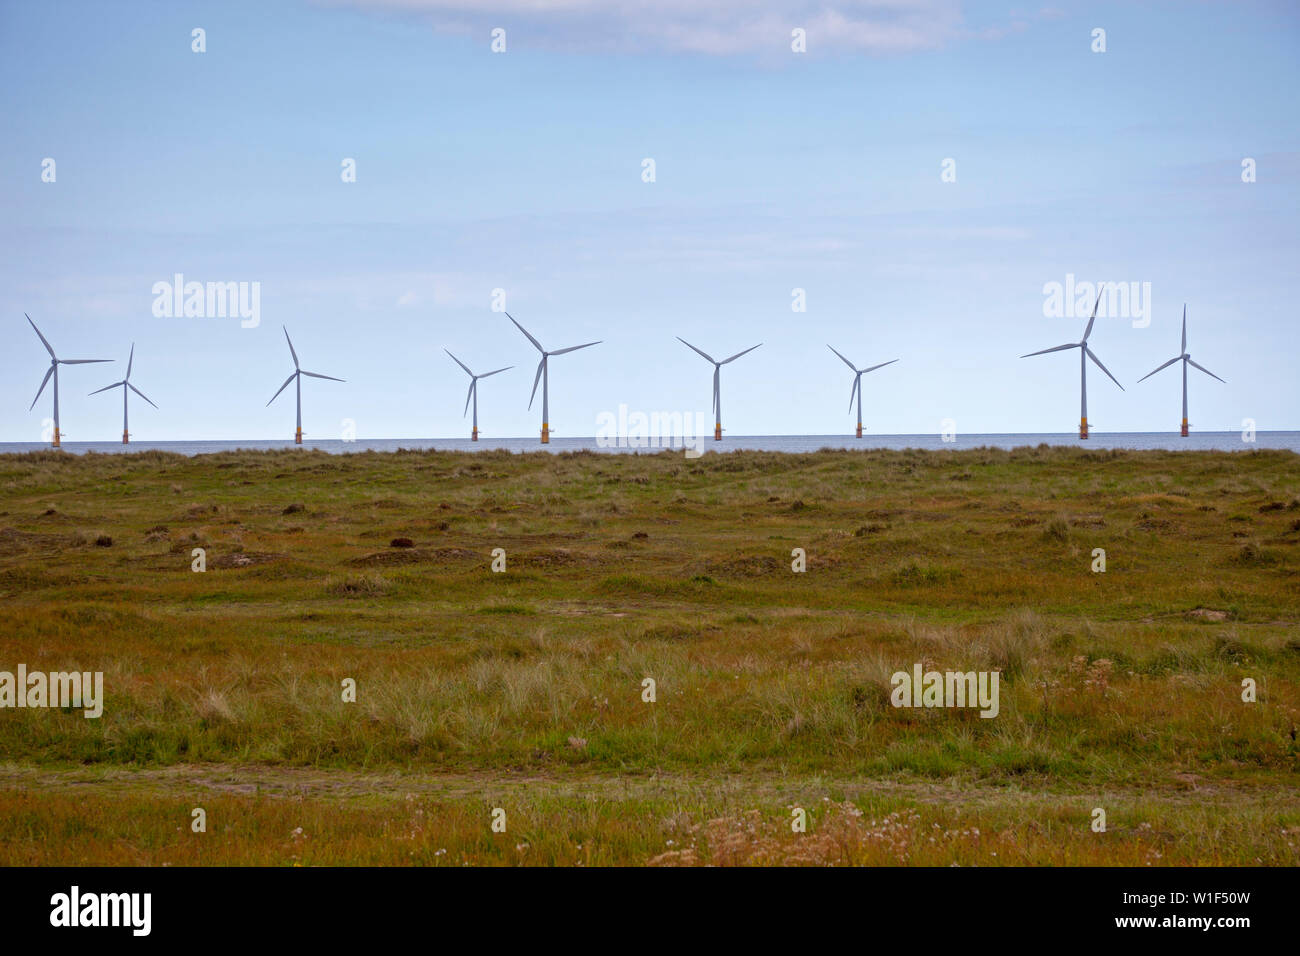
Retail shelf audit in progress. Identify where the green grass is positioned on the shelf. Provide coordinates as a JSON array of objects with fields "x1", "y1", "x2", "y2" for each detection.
[{"x1": 0, "y1": 445, "x2": 1296, "y2": 864}]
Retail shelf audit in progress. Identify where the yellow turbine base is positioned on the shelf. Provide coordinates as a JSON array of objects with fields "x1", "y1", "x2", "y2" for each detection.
[
  {"x1": 541, "y1": 423, "x2": 550, "y2": 444},
  {"x1": 856, "y1": 423, "x2": 863, "y2": 438},
  {"x1": 471, "y1": 427, "x2": 479, "y2": 442},
  {"x1": 295, "y1": 428, "x2": 303, "y2": 445},
  {"x1": 714, "y1": 423, "x2": 722, "y2": 441},
  {"x1": 1079, "y1": 417, "x2": 1089, "y2": 440},
  {"x1": 52, "y1": 428, "x2": 61, "y2": 449},
  {"x1": 1181, "y1": 419, "x2": 1189, "y2": 437},
  {"x1": 123, "y1": 431, "x2": 130, "y2": 445}
]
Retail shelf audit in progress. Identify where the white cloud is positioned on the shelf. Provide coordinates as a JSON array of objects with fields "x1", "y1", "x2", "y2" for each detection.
[{"x1": 324, "y1": 0, "x2": 970, "y2": 56}]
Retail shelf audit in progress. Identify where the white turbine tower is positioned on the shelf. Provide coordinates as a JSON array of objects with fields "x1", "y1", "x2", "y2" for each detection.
[
  {"x1": 676, "y1": 338, "x2": 761, "y2": 441},
  {"x1": 25, "y1": 314, "x2": 112, "y2": 448},
  {"x1": 445, "y1": 349, "x2": 512, "y2": 441},
  {"x1": 1137, "y1": 305, "x2": 1224, "y2": 437},
  {"x1": 827, "y1": 345, "x2": 898, "y2": 438},
  {"x1": 89, "y1": 343, "x2": 158, "y2": 444},
  {"x1": 267, "y1": 326, "x2": 344, "y2": 444},
  {"x1": 1021, "y1": 290, "x2": 1124, "y2": 439},
  {"x1": 506, "y1": 312, "x2": 600, "y2": 444}
]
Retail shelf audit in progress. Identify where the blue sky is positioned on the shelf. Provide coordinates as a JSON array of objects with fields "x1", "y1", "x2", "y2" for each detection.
[{"x1": 1, "y1": 0, "x2": 1297, "y2": 441}]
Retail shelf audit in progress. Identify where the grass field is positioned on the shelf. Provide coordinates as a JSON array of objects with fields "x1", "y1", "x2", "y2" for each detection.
[{"x1": 0, "y1": 445, "x2": 1297, "y2": 866}]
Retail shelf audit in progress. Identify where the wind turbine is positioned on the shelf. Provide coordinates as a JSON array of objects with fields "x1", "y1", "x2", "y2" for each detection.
[
  {"x1": 506, "y1": 312, "x2": 600, "y2": 444},
  {"x1": 676, "y1": 337, "x2": 761, "y2": 441},
  {"x1": 827, "y1": 345, "x2": 898, "y2": 438},
  {"x1": 267, "y1": 326, "x2": 344, "y2": 444},
  {"x1": 1021, "y1": 290, "x2": 1124, "y2": 439},
  {"x1": 24, "y1": 314, "x2": 112, "y2": 448},
  {"x1": 1137, "y1": 305, "x2": 1224, "y2": 437},
  {"x1": 445, "y1": 349, "x2": 512, "y2": 441},
  {"x1": 89, "y1": 343, "x2": 157, "y2": 444}
]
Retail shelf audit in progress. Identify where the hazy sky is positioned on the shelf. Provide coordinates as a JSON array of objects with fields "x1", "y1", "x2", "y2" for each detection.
[{"x1": 2, "y1": 0, "x2": 1297, "y2": 441}]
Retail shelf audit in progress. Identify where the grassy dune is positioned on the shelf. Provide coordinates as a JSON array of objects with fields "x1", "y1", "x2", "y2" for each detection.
[{"x1": 0, "y1": 445, "x2": 1297, "y2": 865}]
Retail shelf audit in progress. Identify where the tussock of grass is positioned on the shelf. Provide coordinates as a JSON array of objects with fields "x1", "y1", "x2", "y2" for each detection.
[{"x1": 324, "y1": 572, "x2": 392, "y2": 597}]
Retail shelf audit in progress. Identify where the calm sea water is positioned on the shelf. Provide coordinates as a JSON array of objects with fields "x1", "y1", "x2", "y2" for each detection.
[{"x1": 1, "y1": 432, "x2": 1297, "y2": 455}]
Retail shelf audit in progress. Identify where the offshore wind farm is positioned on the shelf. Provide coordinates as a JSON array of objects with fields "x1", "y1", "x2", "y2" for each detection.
[
  {"x1": 8, "y1": 305, "x2": 1291, "y2": 452},
  {"x1": 4, "y1": 431, "x2": 1297, "y2": 456}
]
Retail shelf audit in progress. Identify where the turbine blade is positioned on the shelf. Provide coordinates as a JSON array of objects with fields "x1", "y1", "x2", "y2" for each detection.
[
  {"x1": 1083, "y1": 288, "x2": 1103, "y2": 341},
  {"x1": 128, "y1": 383, "x2": 158, "y2": 408},
  {"x1": 126, "y1": 343, "x2": 135, "y2": 380},
  {"x1": 1187, "y1": 358, "x2": 1225, "y2": 383},
  {"x1": 26, "y1": 314, "x2": 55, "y2": 358},
  {"x1": 712, "y1": 366, "x2": 720, "y2": 419},
  {"x1": 827, "y1": 344, "x2": 856, "y2": 371},
  {"x1": 58, "y1": 359, "x2": 112, "y2": 364},
  {"x1": 267, "y1": 371, "x2": 297, "y2": 405},
  {"x1": 477, "y1": 366, "x2": 512, "y2": 379},
  {"x1": 1020, "y1": 343, "x2": 1077, "y2": 358},
  {"x1": 848, "y1": 374, "x2": 860, "y2": 413},
  {"x1": 861, "y1": 359, "x2": 899, "y2": 374},
  {"x1": 1181, "y1": 305, "x2": 1187, "y2": 354},
  {"x1": 505, "y1": 312, "x2": 544, "y2": 353},
  {"x1": 549, "y1": 341, "x2": 600, "y2": 356},
  {"x1": 1136, "y1": 355, "x2": 1181, "y2": 382},
  {"x1": 1085, "y1": 347, "x2": 1124, "y2": 391},
  {"x1": 300, "y1": 370, "x2": 344, "y2": 381},
  {"x1": 720, "y1": 343, "x2": 761, "y2": 364},
  {"x1": 464, "y1": 379, "x2": 475, "y2": 417},
  {"x1": 284, "y1": 327, "x2": 299, "y2": 368},
  {"x1": 89, "y1": 381, "x2": 125, "y2": 395},
  {"x1": 29, "y1": 366, "x2": 54, "y2": 410},
  {"x1": 528, "y1": 358, "x2": 544, "y2": 409},
  {"x1": 677, "y1": 337, "x2": 716, "y2": 364},
  {"x1": 444, "y1": 349, "x2": 473, "y2": 377},
  {"x1": 26, "y1": 314, "x2": 56, "y2": 358}
]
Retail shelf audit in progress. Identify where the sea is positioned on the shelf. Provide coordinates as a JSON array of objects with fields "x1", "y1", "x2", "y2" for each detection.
[{"x1": 1, "y1": 432, "x2": 1297, "y2": 455}]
